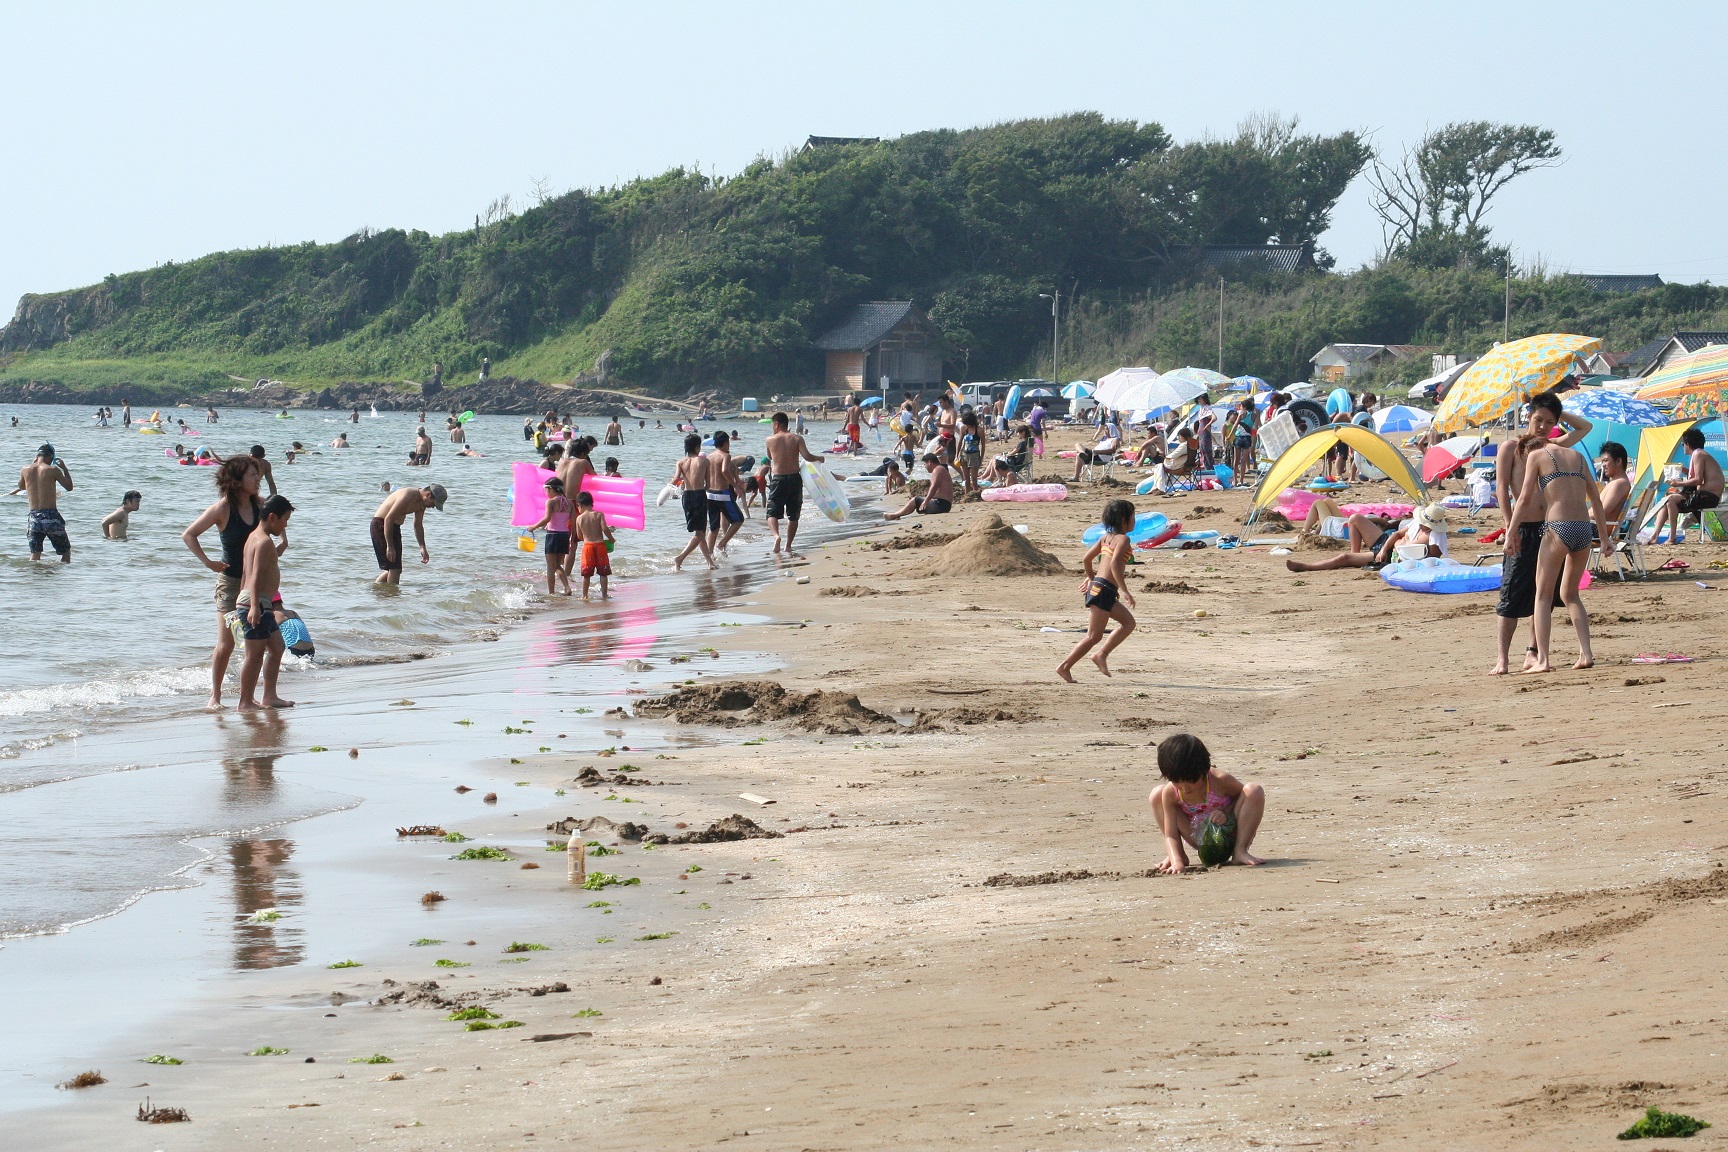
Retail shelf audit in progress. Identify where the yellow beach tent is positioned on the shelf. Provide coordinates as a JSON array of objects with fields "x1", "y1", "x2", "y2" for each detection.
[
  {"x1": 1631, "y1": 420, "x2": 1697, "y2": 495},
  {"x1": 1251, "y1": 425, "x2": 1428, "y2": 509}
]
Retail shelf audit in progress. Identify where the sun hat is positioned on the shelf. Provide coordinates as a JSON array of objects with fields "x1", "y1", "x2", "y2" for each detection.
[{"x1": 1413, "y1": 503, "x2": 1451, "y2": 530}]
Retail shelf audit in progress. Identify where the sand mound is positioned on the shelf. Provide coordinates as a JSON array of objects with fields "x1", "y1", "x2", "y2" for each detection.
[
  {"x1": 862, "y1": 531, "x2": 956, "y2": 551},
  {"x1": 634, "y1": 679, "x2": 899, "y2": 735},
  {"x1": 1297, "y1": 534, "x2": 1346, "y2": 552},
  {"x1": 547, "y1": 815, "x2": 649, "y2": 840},
  {"x1": 644, "y1": 814, "x2": 781, "y2": 845},
  {"x1": 912, "y1": 705, "x2": 1038, "y2": 732},
  {"x1": 902, "y1": 513, "x2": 1066, "y2": 578},
  {"x1": 819, "y1": 585, "x2": 878, "y2": 597},
  {"x1": 1142, "y1": 580, "x2": 1200, "y2": 594}
]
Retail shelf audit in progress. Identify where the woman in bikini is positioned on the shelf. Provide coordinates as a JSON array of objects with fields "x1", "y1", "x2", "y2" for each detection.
[
  {"x1": 1057, "y1": 498, "x2": 1137, "y2": 682},
  {"x1": 1505, "y1": 435, "x2": 1613, "y2": 673}
]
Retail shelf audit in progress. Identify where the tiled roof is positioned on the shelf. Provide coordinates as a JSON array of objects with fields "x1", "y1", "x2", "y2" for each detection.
[
  {"x1": 813, "y1": 301, "x2": 917, "y2": 351},
  {"x1": 1674, "y1": 332, "x2": 1728, "y2": 353},
  {"x1": 1383, "y1": 345, "x2": 1438, "y2": 358},
  {"x1": 1312, "y1": 343, "x2": 1388, "y2": 364},
  {"x1": 1577, "y1": 274, "x2": 1664, "y2": 293},
  {"x1": 1200, "y1": 243, "x2": 1314, "y2": 272},
  {"x1": 801, "y1": 136, "x2": 880, "y2": 151},
  {"x1": 1622, "y1": 335, "x2": 1668, "y2": 367}
]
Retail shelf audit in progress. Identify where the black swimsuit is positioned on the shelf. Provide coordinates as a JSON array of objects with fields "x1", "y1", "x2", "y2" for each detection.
[{"x1": 219, "y1": 498, "x2": 261, "y2": 577}]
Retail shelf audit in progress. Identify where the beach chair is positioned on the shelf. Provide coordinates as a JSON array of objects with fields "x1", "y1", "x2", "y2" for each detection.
[
  {"x1": 1009, "y1": 448, "x2": 1036, "y2": 485},
  {"x1": 1592, "y1": 486, "x2": 1654, "y2": 581},
  {"x1": 1080, "y1": 449, "x2": 1118, "y2": 483}
]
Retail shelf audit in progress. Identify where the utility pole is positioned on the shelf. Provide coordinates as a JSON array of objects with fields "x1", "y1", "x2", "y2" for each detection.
[
  {"x1": 1503, "y1": 251, "x2": 1513, "y2": 343},
  {"x1": 1217, "y1": 277, "x2": 1225, "y2": 374},
  {"x1": 1039, "y1": 291, "x2": 1061, "y2": 382}
]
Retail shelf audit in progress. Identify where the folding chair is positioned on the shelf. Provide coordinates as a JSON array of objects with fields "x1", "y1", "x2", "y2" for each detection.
[
  {"x1": 1080, "y1": 450, "x2": 1118, "y2": 483},
  {"x1": 1592, "y1": 486, "x2": 1654, "y2": 581}
]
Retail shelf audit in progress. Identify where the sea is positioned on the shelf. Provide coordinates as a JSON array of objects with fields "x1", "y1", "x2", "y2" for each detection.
[{"x1": 0, "y1": 401, "x2": 881, "y2": 942}]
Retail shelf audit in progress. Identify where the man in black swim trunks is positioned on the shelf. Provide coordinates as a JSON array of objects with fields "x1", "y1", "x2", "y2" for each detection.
[
  {"x1": 762, "y1": 411, "x2": 825, "y2": 557},
  {"x1": 1649, "y1": 426, "x2": 1725, "y2": 546},
  {"x1": 883, "y1": 452, "x2": 955, "y2": 521},
  {"x1": 371, "y1": 484, "x2": 447, "y2": 585}
]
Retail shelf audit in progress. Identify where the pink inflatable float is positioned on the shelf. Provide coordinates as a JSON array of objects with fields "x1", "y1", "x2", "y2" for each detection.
[
  {"x1": 980, "y1": 483, "x2": 1068, "y2": 502},
  {"x1": 510, "y1": 463, "x2": 646, "y2": 531},
  {"x1": 1341, "y1": 503, "x2": 1415, "y2": 519}
]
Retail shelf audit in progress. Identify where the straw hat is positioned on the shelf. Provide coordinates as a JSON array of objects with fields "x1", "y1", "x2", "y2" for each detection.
[{"x1": 1413, "y1": 502, "x2": 1451, "y2": 530}]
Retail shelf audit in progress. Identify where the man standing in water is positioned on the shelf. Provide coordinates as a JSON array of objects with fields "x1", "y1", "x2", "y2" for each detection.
[
  {"x1": 121, "y1": 399, "x2": 131, "y2": 429},
  {"x1": 705, "y1": 429, "x2": 744, "y2": 555},
  {"x1": 844, "y1": 394, "x2": 863, "y2": 451},
  {"x1": 102, "y1": 491, "x2": 142, "y2": 539},
  {"x1": 250, "y1": 445, "x2": 279, "y2": 497},
  {"x1": 371, "y1": 483, "x2": 447, "y2": 584},
  {"x1": 764, "y1": 411, "x2": 825, "y2": 557},
  {"x1": 11, "y1": 444, "x2": 74, "y2": 562},
  {"x1": 236, "y1": 495, "x2": 296, "y2": 711},
  {"x1": 604, "y1": 415, "x2": 624, "y2": 446}
]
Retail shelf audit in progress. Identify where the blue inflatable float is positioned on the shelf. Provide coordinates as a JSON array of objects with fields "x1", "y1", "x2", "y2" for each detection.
[
  {"x1": 1380, "y1": 558, "x2": 1503, "y2": 594},
  {"x1": 1081, "y1": 511, "x2": 1169, "y2": 546}
]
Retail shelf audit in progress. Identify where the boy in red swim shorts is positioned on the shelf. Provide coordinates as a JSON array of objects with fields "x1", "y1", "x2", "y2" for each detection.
[{"x1": 574, "y1": 491, "x2": 615, "y2": 600}]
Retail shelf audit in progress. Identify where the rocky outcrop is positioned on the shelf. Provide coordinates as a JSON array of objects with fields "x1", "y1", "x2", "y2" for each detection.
[{"x1": 0, "y1": 287, "x2": 118, "y2": 353}]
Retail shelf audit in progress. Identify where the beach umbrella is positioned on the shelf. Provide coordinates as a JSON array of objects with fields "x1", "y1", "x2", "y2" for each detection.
[
  {"x1": 1060, "y1": 381, "x2": 1095, "y2": 399},
  {"x1": 1674, "y1": 390, "x2": 1728, "y2": 421},
  {"x1": 1433, "y1": 333, "x2": 1601, "y2": 432},
  {"x1": 1561, "y1": 389, "x2": 1666, "y2": 427},
  {"x1": 1094, "y1": 367, "x2": 1159, "y2": 408},
  {"x1": 1026, "y1": 388, "x2": 1057, "y2": 398},
  {"x1": 1126, "y1": 373, "x2": 1212, "y2": 422},
  {"x1": 1421, "y1": 435, "x2": 1483, "y2": 483},
  {"x1": 1634, "y1": 343, "x2": 1728, "y2": 403},
  {"x1": 1229, "y1": 375, "x2": 1269, "y2": 392},
  {"x1": 1371, "y1": 405, "x2": 1433, "y2": 434},
  {"x1": 1163, "y1": 366, "x2": 1233, "y2": 393},
  {"x1": 860, "y1": 395, "x2": 884, "y2": 407}
]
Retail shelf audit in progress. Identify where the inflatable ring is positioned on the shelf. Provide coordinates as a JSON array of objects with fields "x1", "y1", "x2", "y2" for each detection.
[{"x1": 1133, "y1": 521, "x2": 1182, "y2": 550}]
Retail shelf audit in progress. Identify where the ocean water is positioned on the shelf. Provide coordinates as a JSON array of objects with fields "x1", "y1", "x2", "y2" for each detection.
[{"x1": 0, "y1": 400, "x2": 880, "y2": 940}]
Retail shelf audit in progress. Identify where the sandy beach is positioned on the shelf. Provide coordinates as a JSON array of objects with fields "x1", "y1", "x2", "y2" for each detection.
[{"x1": 16, "y1": 469, "x2": 1728, "y2": 1151}]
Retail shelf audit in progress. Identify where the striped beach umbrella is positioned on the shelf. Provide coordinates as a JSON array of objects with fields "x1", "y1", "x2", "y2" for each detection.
[
  {"x1": 1635, "y1": 343, "x2": 1728, "y2": 402},
  {"x1": 1371, "y1": 404, "x2": 1433, "y2": 434},
  {"x1": 1562, "y1": 388, "x2": 1668, "y2": 427},
  {"x1": 1434, "y1": 333, "x2": 1601, "y2": 433}
]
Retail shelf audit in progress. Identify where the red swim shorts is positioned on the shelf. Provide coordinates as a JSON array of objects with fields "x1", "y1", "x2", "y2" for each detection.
[{"x1": 580, "y1": 540, "x2": 611, "y2": 577}]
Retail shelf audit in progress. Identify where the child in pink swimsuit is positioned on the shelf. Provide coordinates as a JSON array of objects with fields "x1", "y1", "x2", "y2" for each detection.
[{"x1": 1148, "y1": 733, "x2": 1267, "y2": 872}]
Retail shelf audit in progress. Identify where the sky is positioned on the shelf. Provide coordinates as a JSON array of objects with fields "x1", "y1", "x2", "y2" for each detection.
[{"x1": 3, "y1": 0, "x2": 1725, "y2": 319}]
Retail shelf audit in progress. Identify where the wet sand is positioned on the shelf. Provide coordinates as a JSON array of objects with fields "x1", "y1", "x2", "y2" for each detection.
[{"x1": 19, "y1": 476, "x2": 1728, "y2": 1150}]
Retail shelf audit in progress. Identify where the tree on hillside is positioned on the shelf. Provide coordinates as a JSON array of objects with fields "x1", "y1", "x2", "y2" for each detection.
[{"x1": 1368, "y1": 121, "x2": 1562, "y2": 269}]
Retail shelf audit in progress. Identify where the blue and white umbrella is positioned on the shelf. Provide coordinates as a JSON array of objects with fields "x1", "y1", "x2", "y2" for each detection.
[
  {"x1": 1562, "y1": 389, "x2": 1668, "y2": 427},
  {"x1": 1229, "y1": 375, "x2": 1269, "y2": 392},
  {"x1": 1371, "y1": 404, "x2": 1434, "y2": 434},
  {"x1": 1061, "y1": 381, "x2": 1095, "y2": 399}
]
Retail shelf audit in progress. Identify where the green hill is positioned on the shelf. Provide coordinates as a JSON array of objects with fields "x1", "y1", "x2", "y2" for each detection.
[{"x1": 2, "y1": 112, "x2": 1723, "y2": 400}]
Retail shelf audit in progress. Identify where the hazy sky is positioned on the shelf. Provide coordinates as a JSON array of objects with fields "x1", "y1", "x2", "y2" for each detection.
[{"x1": 3, "y1": 0, "x2": 1724, "y2": 319}]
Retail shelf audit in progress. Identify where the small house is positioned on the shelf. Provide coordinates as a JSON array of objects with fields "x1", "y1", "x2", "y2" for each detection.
[
  {"x1": 1309, "y1": 343, "x2": 1435, "y2": 383},
  {"x1": 1637, "y1": 332, "x2": 1728, "y2": 376},
  {"x1": 1199, "y1": 242, "x2": 1316, "y2": 273},
  {"x1": 812, "y1": 301, "x2": 946, "y2": 395}
]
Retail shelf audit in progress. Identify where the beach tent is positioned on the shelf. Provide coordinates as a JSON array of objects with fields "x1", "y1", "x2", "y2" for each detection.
[
  {"x1": 1251, "y1": 425, "x2": 1427, "y2": 509},
  {"x1": 1631, "y1": 421, "x2": 1696, "y2": 494},
  {"x1": 1094, "y1": 367, "x2": 1158, "y2": 409}
]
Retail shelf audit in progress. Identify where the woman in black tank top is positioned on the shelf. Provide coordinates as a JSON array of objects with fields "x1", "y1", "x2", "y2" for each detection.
[{"x1": 181, "y1": 458, "x2": 266, "y2": 709}]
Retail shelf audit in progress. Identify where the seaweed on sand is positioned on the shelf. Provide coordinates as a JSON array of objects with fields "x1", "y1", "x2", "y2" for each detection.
[
  {"x1": 327, "y1": 960, "x2": 362, "y2": 969},
  {"x1": 348, "y1": 1054, "x2": 394, "y2": 1064},
  {"x1": 581, "y1": 873, "x2": 640, "y2": 890},
  {"x1": 503, "y1": 942, "x2": 549, "y2": 953},
  {"x1": 1618, "y1": 1107, "x2": 1711, "y2": 1140},
  {"x1": 246, "y1": 1046, "x2": 290, "y2": 1056},
  {"x1": 445, "y1": 1007, "x2": 500, "y2": 1021},
  {"x1": 141, "y1": 1055, "x2": 183, "y2": 1065},
  {"x1": 450, "y1": 845, "x2": 510, "y2": 861},
  {"x1": 464, "y1": 1020, "x2": 524, "y2": 1031},
  {"x1": 573, "y1": 1008, "x2": 603, "y2": 1018},
  {"x1": 434, "y1": 959, "x2": 469, "y2": 968},
  {"x1": 421, "y1": 890, "x2": 446, "y2": 905},
  {"x1": 136, "y1": 1098, "x2": 190, "y2": 1123},
  {"x1": 57, "y1": 1070, "x2": 106, "y2": 1089}
]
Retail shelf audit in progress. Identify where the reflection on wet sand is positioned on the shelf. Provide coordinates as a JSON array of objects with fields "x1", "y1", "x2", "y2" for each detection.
[{"x1": 219, "y1": 711, "x2": 303, "y2": 970}]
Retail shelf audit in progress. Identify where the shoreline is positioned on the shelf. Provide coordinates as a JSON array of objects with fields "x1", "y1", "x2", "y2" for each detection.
[{"x1": 17, "y1": 478, "x2": 1728, "y2": 1148}]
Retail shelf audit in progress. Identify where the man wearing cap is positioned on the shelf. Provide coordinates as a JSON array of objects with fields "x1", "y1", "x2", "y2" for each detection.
[
  {"x1": 9, "y1": 444, "x2": 74, "y2": 562},
  {"x1": 370, "y1": 484, "x2": 447, "y2": 585}
]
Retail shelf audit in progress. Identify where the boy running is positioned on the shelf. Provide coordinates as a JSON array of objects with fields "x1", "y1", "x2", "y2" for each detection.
[
  {"x1": 706, "y1": 429, "x2": 744, "y2": 554},
  {"x1": 671, "y1": 434, "x2": 716, "y2": 570}
]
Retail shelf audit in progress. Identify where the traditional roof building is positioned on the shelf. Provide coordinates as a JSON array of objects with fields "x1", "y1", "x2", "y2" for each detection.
[
  {"x1": 1309, "y1": 342, "x2": 1436, "y2": 383},
  {"x1": 1199, "y1": 242, "x2": 1316, "y2": 273},
  {"x1": 1637, "y1": 332, "x2": 1728, "y2": 376},
  {"x1": 1575, "y1": 273, "x2": 1664, "y2": 293},
  {"x1": 811, "y1": 301, "x2": 945, "y2": 394}
]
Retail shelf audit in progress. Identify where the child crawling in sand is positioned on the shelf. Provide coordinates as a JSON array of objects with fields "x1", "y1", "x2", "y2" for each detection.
[
  {"x1": 1149, "y1": 733, "x2": 1265, "y2": 872},
  {"x1": 1057, "y1": 498, "x2": 1137, "y2": 681}
]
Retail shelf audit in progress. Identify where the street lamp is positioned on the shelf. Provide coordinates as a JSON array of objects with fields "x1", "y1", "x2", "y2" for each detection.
[{"x1": 1038, "y1": 292, "x2": 1060, "y2": 384}]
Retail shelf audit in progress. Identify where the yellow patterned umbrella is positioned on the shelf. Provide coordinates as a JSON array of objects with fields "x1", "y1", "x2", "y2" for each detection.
[
  {"x1": 1635, "y1": 343, "x2": 1728, "y2": 402},
  {"x1": 1673, "y1": 390, "x2": 1728, "y2": 421},
  {"x1": 1433, "y1": 333, "x2": 1601, "y2": 433}
]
